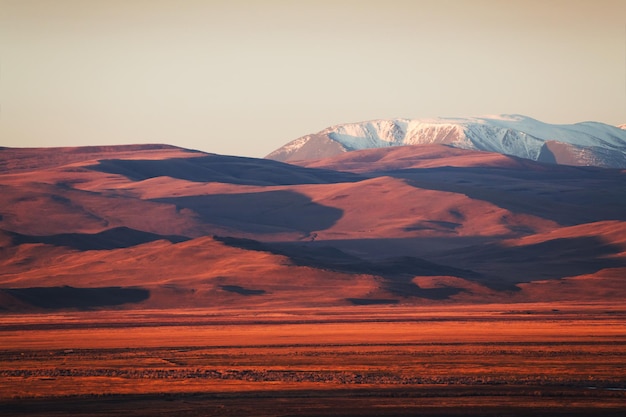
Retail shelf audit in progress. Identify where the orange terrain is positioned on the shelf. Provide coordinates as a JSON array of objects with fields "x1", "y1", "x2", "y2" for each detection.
[{"x1": 1, "y1": 144, "x2": 625, "y2": 415}]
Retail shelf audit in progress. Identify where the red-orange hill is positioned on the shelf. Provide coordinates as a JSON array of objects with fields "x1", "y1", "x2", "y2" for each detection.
[{"x1": 1, "y1": 144, "x2": 624, "y2": 311}]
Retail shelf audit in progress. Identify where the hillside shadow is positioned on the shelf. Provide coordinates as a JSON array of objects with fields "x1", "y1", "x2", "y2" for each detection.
[
  {"x1": 379, "y1": 166, "x2": 626, "y2": 225},
  {"x1": 311, "y1": 234, "x2": 626, "y2": 286},
  {"x1": 215, "y1": 236, "x2": 480, "y2": 298},
  {"x1": 10, "y1": 227, "x2": 189, "y2": 251},
  {"x1": 438, "y1": 235, "x2": 626, "y2": 284},
  {"x1": 89, "y1": 155, "x2": 363, "y2": 186},
  {"x1": 217, "y1": 234, "x2": 626, "y2": 298},
  {"x1": 2, "y1": 286, "x2": 150, "y2": 309},
  {"x1": 154, "y1": 190, "x2": 343, "y2": 235},
  {"x1": 219, "y1": 285, "x2": 266, "y2": 296}
]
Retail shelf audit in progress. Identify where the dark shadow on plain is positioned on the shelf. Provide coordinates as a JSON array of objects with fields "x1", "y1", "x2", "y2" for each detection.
[
  {"x1": 2, "y1": 286, "x2": 150, "y2": 309},
  {"x1": 3, "y1": 390, "x2": 626, "y2": 417},
  {"x1": 11, "y1": 227, "x2": 189, "y2": 251},
  {"x1": 88, "y1": 154, "x2": 363, "y2": 186},
  {"x1": 154, "y1": 190, "x2": 343, "y2": 235}
]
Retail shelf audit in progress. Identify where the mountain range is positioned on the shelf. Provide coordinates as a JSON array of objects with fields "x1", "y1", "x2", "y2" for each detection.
[
  {"x1": 1, "y1": 117, "x2": 625, "y2": 311},
  {"x1": 266, "y1": 115, "x2": 626, "y2": 168}
]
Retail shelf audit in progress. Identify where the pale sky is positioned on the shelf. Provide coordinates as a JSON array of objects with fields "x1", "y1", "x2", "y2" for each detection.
[{"x1": 1, "y1": 0, "x2": 625, "y2": 157}]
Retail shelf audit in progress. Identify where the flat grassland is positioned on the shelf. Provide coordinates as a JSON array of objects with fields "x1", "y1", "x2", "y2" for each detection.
[{"x1": 1, "y1": 303, "x2": 625, "y2": 416}]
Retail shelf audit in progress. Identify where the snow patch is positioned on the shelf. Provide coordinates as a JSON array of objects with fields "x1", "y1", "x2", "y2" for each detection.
[{"x1": 282, "y1": 136, "x2": 311, "y2": 154}]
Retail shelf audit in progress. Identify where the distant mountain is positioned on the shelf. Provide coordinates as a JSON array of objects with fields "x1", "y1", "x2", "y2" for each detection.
[{"x1": 266, "y1": 115, "x2": 626, "y2": 168}]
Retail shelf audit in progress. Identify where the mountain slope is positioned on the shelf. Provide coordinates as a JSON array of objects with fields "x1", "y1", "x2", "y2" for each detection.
[{"x1": 266, "y1": 115, "x2": 626, "y2": 168}]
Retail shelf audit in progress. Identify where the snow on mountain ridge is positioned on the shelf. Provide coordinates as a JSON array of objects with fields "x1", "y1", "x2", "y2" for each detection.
[
  {"x1": 281, "y1": 136, "x2": 310, "y2": 154},
  {"x1": 266, "y1": 115, "x2": 626, "y2": 168}
]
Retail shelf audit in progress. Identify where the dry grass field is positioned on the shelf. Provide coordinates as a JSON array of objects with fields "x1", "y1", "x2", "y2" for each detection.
[{"x1": 1, "y1": 303, "x2": 625, "y2": 416}]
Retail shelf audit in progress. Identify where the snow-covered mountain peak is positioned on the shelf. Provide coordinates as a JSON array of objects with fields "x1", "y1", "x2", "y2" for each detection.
[{"x1": 266, "y1": 115, "x2": 626, "y2": 168}]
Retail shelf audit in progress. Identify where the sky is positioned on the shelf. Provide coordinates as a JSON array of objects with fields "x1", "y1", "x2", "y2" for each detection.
[{"x1": 1, "y1": 0, "x2": 625, "y2": 158}]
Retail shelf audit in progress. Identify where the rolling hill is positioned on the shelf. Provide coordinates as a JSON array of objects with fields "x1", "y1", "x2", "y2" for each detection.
[{"x1": 1, "y1": 143, "x2": 625, "y2": 311}]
